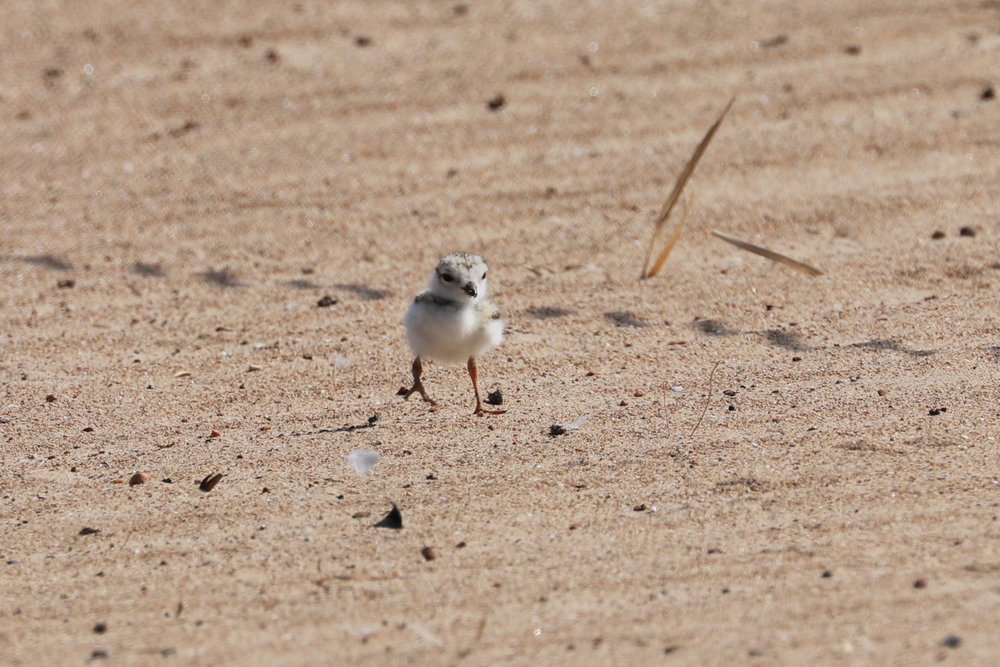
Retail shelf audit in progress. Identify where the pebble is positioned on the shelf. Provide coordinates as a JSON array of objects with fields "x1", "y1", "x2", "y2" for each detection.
[
  {"x1": 941, "y1": 635, "x2": 961, "y2": 648},
  {"x1": 128, "y1": 472, "x2": 150, "y2": 486},
  {"x1": 959, "y1": 226, "x2": 976, "y2": 237},
  {"x1": 420, "y1": 546, "x2": 436, "y2": 561}
]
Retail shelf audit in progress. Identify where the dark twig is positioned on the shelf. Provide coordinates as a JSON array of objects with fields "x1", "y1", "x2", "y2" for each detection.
[{"x1": 690, "y1": 361, "x2": 721, "y2": 436}]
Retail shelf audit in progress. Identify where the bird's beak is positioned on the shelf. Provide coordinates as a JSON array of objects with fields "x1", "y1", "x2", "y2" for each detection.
[{"x1": 463, "y1": 282, "x2": 477, "y2": 298}]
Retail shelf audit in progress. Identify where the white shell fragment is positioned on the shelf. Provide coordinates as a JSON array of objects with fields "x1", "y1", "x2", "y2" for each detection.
[{"x1": 345, "y1": 448, "x2": 380, "y2": 476}]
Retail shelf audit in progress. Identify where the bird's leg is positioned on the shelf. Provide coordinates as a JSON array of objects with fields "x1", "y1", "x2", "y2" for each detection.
[
  {"x1": 400, "y1": 357, "x2": 437, "y2": 406},
  {"x1": 468, "y1": 357, "x2": 505, "y2": 415}
]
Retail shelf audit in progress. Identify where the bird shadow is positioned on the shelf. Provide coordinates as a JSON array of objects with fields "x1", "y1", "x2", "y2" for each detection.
[
  {"x1": 848, "y1": 338, "x2": 935, "y2": 357},
  {"x1": 3, "y1": 254, "x2": 74, "y2": 271},
  {"x1": 284, "y1": 279, "x2": 322, "y2": 289},
  {"x1": 133, "y1": 262, "x2": 166, "y2": 277},
  {"x1": 290, "y1": 417, "x2": 378, "y2": 436},
  {"x1": 605, "y1": 311, "x2": 648, "y2": 327},
  {"x1": 527, "y1": 306, "x2": 573, "y2": 319},
  {"x1": 198, "y1": 268, "x2": 244, "y2": 288},
  {"x1": 334, "y1": 283, "x2": 390, "y2": 300}
]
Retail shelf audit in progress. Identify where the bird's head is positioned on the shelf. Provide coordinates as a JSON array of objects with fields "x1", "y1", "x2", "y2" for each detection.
[{"x1": 430, "y1": 251, "x2": 489, "y2": 302}]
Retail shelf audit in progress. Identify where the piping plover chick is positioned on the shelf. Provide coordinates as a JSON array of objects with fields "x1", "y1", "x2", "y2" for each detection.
[{"x1": 400, "y1": 252, "x2": 506, "y2": 415}]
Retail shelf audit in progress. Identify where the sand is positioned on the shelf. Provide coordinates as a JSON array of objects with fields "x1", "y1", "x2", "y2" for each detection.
[{"x1": 2, "y1": 1, "x2": 999, "y2": 664}]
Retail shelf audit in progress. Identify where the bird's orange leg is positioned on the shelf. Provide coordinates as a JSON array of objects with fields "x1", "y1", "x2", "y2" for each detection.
[{"x1": 468, "y1": 357, "x2": 505, "y2": 415}]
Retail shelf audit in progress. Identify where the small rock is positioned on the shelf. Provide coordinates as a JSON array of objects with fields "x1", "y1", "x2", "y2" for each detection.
[
  {"x1": 45, "y1": 394, "x2": 57, "y2": 402},
  {"x1": 247, "y1": 364, "x2": 262, "y2": 372},
  {"x1": 128, "y1": 472, "x2": 150, "y2": 486},
  {"x1": 209, "y1": 429, "x2": 221, "y2": 438},
  {"x1": 57, "y1": 279, "x2": 75, "y2": 288},
  {"x1": 791, "y1": 356, "x2": 802, "y2": 362},
  {"x1": 633, "y1": 389, "x2": 645, "y2": 397},
  {"x1": 633, "y1": 504, "x2": 647, "y2": 512},
  {"x1": 928, "y1": 408, "x2": 946, "y2": 416},
  {"x1": 90, "y1": 649, "x2": 109, "y2": 660},
  {"x1": 317, "y1": 295, "x2": 337, "y2": 307},
  {"x1": 79, "y1": 527, "x2": 100, "y2": 536},
  {"x1": 374, "y1": 504, "x2": 402, "y2": 529},
  {"x1": 487, "y1": 94, "x2": 506, "y2": 111},
  {"x1": 549, "y1": 424, "x2": 567, "y2": 436},
  {"x1": 486, "y1": 389, "x2": 503, "y2": 405},
  {"x1": 958, "y1": 226, "x2": 976, "y2": 237},
  {"x1": 941, "y1": 634, "x2": 961, "y2": 648},
  {"x1": 93, "y1": 622, "x2": 107, "y2": 634},
  {"x1": 913, "y1": 578, "x2": 927, "y2": 589},
  {"x1": 821, "y1": 570, "x2": 832, "y2": 578},
  {"x1": 723, "y1": 390, "x2": 737, "y2": 396},
  {"x1": 981, "y1": 86, "x2": 995, "y2": 101},
  {"x1": 354, "y1": 35, "x2": 372, "y2": 47},
  {"x1": 931, "y1": 230, "x2": 946, "y2": 239},
  {"x1": 420, "y1": 546, "x2": 436, "y2": 561}
]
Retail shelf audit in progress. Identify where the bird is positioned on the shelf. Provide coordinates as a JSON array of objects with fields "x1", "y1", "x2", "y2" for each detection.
[{"x1": 400, "y1": 251, "x2": 506, "y2": 415}]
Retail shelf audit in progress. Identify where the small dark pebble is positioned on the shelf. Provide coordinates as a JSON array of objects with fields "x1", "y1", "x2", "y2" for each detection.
[
  {"x1": 367, "y1": 414, "x2": 379, "y2": 425},
  {"x1": 821, "y1": 570, "x2": 832, "y2": 578},
  {"x1": 914, "y1": 578, "x2": 927, "y2": 589},
  {"x1": 486, "y1": 389, "x2": 503, "y2": 405},
  {"x1": 549, "y1": 424, "x2": 567, "y2": 436},
  {"x1": 79, "y1": 527, "x2": 100, "y2": 536},
  {"x1": 487, "y1": 94, "x2": 506, "y2": 111},
  {"x1": 90, "y1": 650, "x2": 109, "y2": 660},
  {"x1": 161, "y1": 478, "x2": 172, "y2": 484},
  {"x1": 707, "y1": 548, "x2": 722, "y2": 554},
  {"x1": 664, "y1": 645, "x2": 680, "y2": 654},
  {"x1": 843, "y1": 45, "x2": 862, "y2": 55},
  {"x1": 93, "y1": 623, "x2": 107, "y2": 634},
  {"x1": 420, "y1": 546, "x2": 436, "y2": 561},
  {"x1": 160, "y1": 648, "x2": 176, "y2": 657},
  {"x1": 455, "y1": 541, "x2": 466, "y2": 548},
  {"x1": 374, "y1": 504, "x2": 403, "y2": 529},
  {"x1": 57, "y1": 279, "x2": 75, "y2": 288},
  {"x1": 791, "y1": 356, "x2": 802, "y2": 362},
  {"x1": 354, "y1": 35, "x2": 372, "y2": 47},
  {"x1": 928, "y1": 408, "x2": 946, "y2": 416},
  {"x1": 83, "y1": 427, "x2": 94, "y2": 432},
  {"x1": 941, "y1": 635, "x2": 962, "y2": 648},
  {"x1": 264, "y1": 49, "x2": 280, "y2": 63},
  {"x1": 426, "y1": 474, "x2": 437, "y2": 480},
  {"x1": 317, "y1": 295, "x2": 338, "y2": 307},
  {"x1": 46, "y1": 394, "x2": 57, "y2": 402},
  {"x1": 633, "y1": 504, "x2": 647, "y2": 512},
  {"x1": 760, "y1": 34, "x2": 788, "y2": 48},
  {"x1": 44, "y1": 67, "x2": 64, "y2": 79},
  {"x1": 959, "y1": 226, "x2": 976, "y2": 237},
  {"x1": 728, "y1": 404, "x2": 736, "y2": 411},
  {"x1": 723, "y1": 389, "x2": 737, "y2": 396},
  {"x1": 931, "y1": 230, "x2": 946, "y2": 239},
  {"x1": 981, "y1": 86, "x2": 995, "y2": 101},
  {"x1": 721, "y1": 588, "x2": 730, "y2": 594}
]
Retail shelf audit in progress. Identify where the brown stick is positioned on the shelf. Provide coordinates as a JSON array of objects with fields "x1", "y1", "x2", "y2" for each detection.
[{"x1": 690, "y1": 361, "x2": 721, "y2": 436}]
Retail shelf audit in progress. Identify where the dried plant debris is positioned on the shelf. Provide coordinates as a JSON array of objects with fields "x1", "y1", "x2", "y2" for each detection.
[
  {"x1": 374, "y1": 504, "x2": 403, "y2": 529},
  {"x1": 345, "y1": 448, "x2": 380, "y2": 476},
  {"x1": 710, "y1": 230, "x2": 824, "y2": 276},
  {"x1": 550, "y1": 414, "x2": 590, "y2": 436},
  {"x1": 642, "y1": 97, "x2": 734, "y2": 279},
  {"x1": 198, "y1": 473, "x2": 224, "y2": 492}
]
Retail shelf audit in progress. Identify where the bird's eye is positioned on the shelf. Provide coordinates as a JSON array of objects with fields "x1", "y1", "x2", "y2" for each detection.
[
  {"x1": 481, "y1": 272, "x2": 487, "y2": 280},
  {"x1": 440, "y1": 273, "x2": 453, "y2": 282}
]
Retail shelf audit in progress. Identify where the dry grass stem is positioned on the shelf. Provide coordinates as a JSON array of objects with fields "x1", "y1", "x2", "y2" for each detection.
[
  {"x1": 710, "y1": 230, "x2": 824, "y2": 276},
  {"x1": 642, "y1": 97, "x2": 734, "y2": 279}
]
